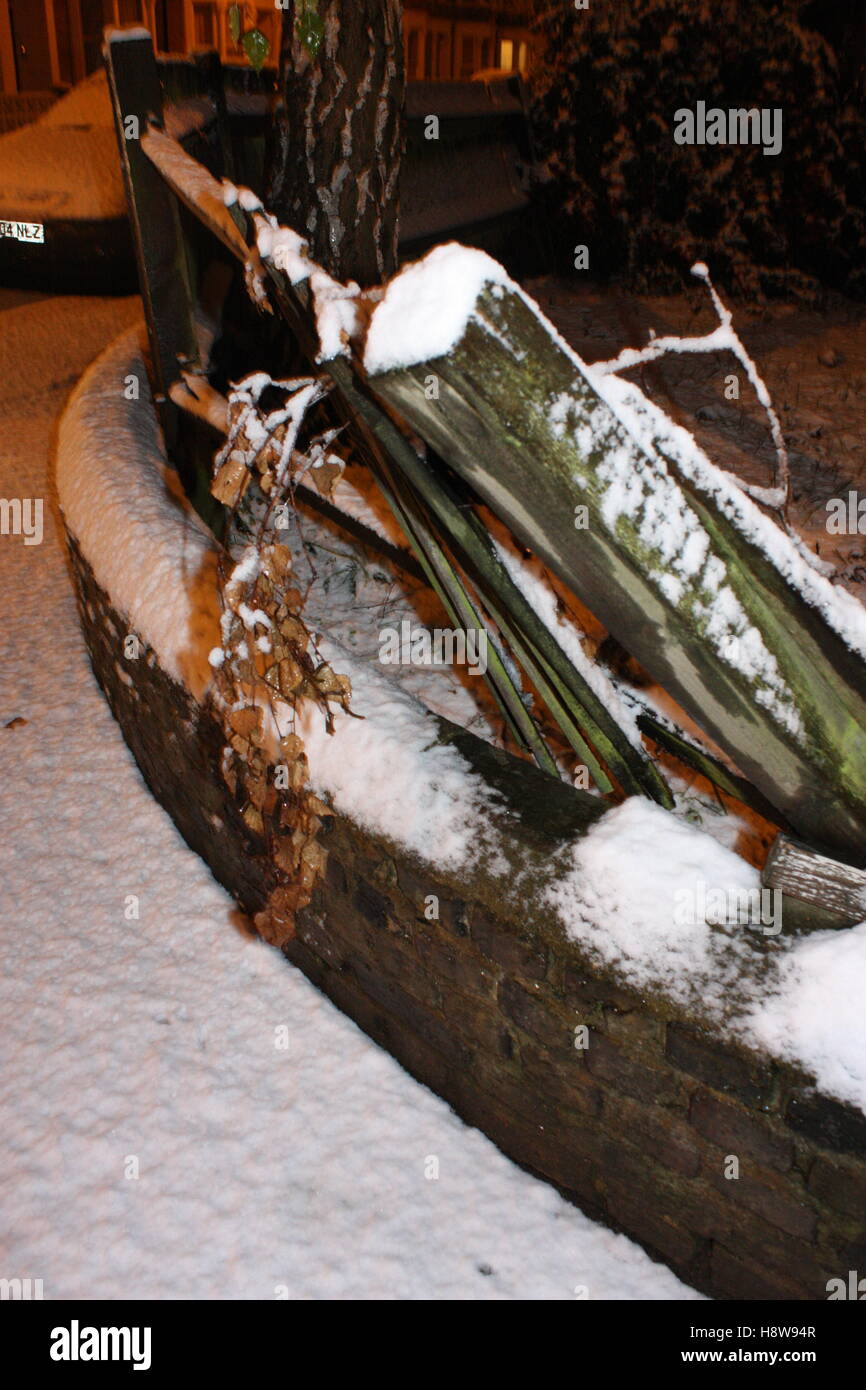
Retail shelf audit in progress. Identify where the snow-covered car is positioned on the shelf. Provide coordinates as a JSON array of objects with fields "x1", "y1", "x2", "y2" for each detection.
[{"x1": 0, "y1": 71, "x2": 133, "y2": 293}]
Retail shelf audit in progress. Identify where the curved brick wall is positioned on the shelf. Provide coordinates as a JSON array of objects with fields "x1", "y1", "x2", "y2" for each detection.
[
  {"x1": 56, "y1": 320, "x2": 866, "y2": 1301},
  {"x1": 64, "y1": 531, "x2": 866, "y2": 1302}
]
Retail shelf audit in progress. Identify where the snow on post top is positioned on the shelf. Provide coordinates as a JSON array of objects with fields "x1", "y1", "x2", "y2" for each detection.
[{"x1": 364, "y1": 243, "x2": 511, "y2": 375}]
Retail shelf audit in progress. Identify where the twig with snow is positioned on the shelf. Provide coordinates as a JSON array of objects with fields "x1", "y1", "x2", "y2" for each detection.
[{"x1": 593, "y1": 261, "x2": 792, "y2": 520}]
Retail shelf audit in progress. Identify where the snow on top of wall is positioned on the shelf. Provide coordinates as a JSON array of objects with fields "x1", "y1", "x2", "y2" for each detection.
[
  {"x1": 56, "y1": 329, "x2": 220, "y2": 697},
  {"x1": 743, "y1": 922, "x2": 866, "y2": 1116},
  {"x1": 294, "y1": 640, "x2": 508, "y2": 874},
  {"x1": 548, "y1": 798, "x2": 760, "y2": 1006},
  {"x1": 364, "y1": 243, "x2": 509, "y2": 375},
  {"x1": 550, "y1": 797, "x2": 866, "y2": 1113},
  {"x1": 57, "y1": 324, "x2": 866, "y2": 1116}
]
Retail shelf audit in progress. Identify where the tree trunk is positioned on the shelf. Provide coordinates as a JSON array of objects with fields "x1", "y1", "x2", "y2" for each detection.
[{"x1": 265, "y1": 0, "x2": 404, "y2": 285}]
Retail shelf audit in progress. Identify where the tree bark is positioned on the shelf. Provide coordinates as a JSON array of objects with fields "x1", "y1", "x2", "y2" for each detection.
[{"x1": 265, "y1": 0, "x2": 404, "y2": 285}]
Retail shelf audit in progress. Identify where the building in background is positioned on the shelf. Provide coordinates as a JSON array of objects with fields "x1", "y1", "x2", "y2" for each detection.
[
  {"x1": 403, "y1": 3, "x2": 534, "y2": 82},
  {"x1": 0, "y1": 0, "x2": 536, "y2": 94}
]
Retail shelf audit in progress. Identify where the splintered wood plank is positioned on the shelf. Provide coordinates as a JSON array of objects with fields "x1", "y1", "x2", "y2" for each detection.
[{"x1": 763, "y1": 834, "x2": 866, "y2": 927}]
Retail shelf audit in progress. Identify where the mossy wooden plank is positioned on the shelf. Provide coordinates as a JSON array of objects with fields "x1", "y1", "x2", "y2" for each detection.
[{"x1": 367, "y1": 281, "x2": 866, "y2": 863}]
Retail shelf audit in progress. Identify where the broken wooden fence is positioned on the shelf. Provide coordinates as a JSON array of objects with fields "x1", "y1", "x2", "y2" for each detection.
[{"x1": 104, "y1": 29, "x2": 866, "y2": 919}]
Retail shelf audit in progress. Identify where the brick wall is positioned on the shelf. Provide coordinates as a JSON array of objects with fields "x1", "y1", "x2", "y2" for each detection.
[{"x1": 69, "y1": 534, "x2": 866, "y2": 1301}]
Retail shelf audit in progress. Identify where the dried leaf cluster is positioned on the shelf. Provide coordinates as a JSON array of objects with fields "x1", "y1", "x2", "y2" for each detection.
[{"x1": 209, "y1": 375, "x2": 354, "y2": 945}]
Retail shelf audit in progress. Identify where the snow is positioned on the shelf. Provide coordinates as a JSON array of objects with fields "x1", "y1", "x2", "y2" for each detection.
[
  {"x1": 743, "y1": 924, "x2": 866, "y2": 1112},
  {"x1": 39, "y1": 70, "x2": 113, "y2": 128},
  {"x1": 327, "y1": 468, "x2": 408, "y2": 545},
  {"x1": 0, "y1": 70, "x2": 122, "y2": 223},
  {"x1": 569, "y1": 797, "x2": 866, "y2": 1114},
  {"x1": 56, "y1": 327, "x2": 220, "y2": 699},
  {"x1": 492, "y1": 537, "x2": 644, "y2": 751},
  {"x1": 547, "y1": 799, "x2": 762, "y2": 1008},
  {"x1": 3, "y1": 288, "x2": 700, "y2": 1300},
  {"x1": 310, "y1": 269, "x2": 363, "y2": 362},
  {"x1": 590, "y1": 370, "x2": 866, "y2": 662},
  {"x1": 364, "y1": 243, "x2": 509, "y2": 374},
  {"x1": 551, "y1": 797, "x2": 866, "y2": 1114},
  {"x1": 254, "y1": 213, "x2": 312, "y2": 286},
  {"x1": 566, "y1": 387, "x2": 804, "y2": 737},
  {"x1": 294, "y1": 637, "x2": 506, "y2": 873},
  {"x1": 0, "y1": 69, "x2": 215, "y2": 228},
  {"x1": 0, "y1": 122, "x2": 123, "y2": 221}
]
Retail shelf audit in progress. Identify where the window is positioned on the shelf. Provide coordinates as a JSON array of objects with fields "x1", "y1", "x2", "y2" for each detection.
[
  {"x1": 407, "y1": 28, "x2": 419, "y2": 79},
  {"x1": 460, "y1": 35, "x2": 474, "y2": 79},
  {"x1": 192, "y1": 2, "x2": 216, "y2": 48},
  {"x1": 255, "y1": 8, "x2": 277, "y2": 51},
  {"x1": 518, "y1": 42, "x2": 528, "y2": 73},
  {"x1": 499, "y1": 38, "x2": 514, "y2": 71},
  {"x1": 436, "y1": 33, "x2": 448, "y2": 81},
  {"x1": 424, "y1": 32, "x2": 433, "y2": 80},
  {"x1": 80, "y1": 0, "x2": 107, "y2": 74},
  {"x1": 480, "y1": 39, "x2": 492, "y2": 70},
  {"x1": 53, "y1": 0, "x2": 74, "y2": 84}
]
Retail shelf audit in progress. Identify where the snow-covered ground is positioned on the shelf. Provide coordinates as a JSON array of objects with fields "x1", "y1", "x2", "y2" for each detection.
[{"x1": 0, "y1": 289, "x2": 698, "y2": 1299}]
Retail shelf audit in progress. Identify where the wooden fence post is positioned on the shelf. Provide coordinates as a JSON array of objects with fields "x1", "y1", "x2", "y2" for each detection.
[{"x1": 103, "y1": 29, "x2": 198, "y2": 458}]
